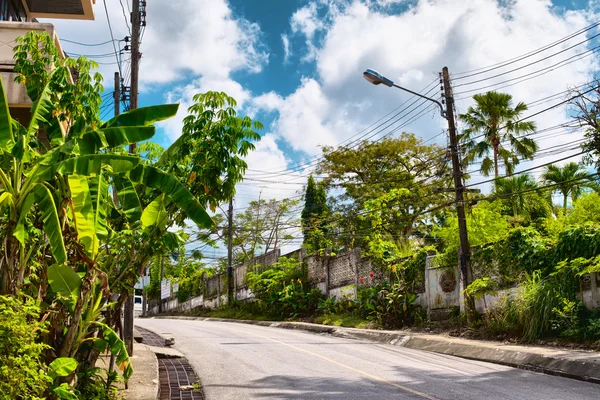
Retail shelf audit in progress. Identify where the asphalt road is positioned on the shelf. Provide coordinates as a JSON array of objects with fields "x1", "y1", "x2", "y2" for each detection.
[{"x1": 136, "y1": 318, "x2": 599, "y2": 400}]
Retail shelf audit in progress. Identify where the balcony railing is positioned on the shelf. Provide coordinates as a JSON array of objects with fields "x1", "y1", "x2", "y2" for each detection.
[{"x1": 0, "y1": 0, "x2": 28, "y2": 22}]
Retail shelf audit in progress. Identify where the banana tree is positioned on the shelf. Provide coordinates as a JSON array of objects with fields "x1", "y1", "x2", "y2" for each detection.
[{"x1": 0, "y1": 73, "x2": 213, "y2": 389}]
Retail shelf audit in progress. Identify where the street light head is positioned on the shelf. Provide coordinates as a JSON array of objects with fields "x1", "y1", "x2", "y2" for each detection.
[{"x1": 363, "y1": 68, "x2": 394, "y2": 87}]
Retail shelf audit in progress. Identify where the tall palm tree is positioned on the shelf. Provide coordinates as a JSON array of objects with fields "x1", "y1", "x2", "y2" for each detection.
[
  {"x1": 460, "y1": 91, "x2": 538, "y2": 177},
  {"x1": 542, "y1": 162, "x2": 591, "y2": 211},
  {"x1": 494, "y1": 174, "x2": 538, "y2": 217}
]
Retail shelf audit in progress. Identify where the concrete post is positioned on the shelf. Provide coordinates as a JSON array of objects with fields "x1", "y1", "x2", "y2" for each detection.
[
  {"x1": 354, "y1": 248, "x2": 360, "y2": 300},
  {"x1": 217, "y1": 273, "x2": 221, "y2": 308},
  {"x1": 590, "y1": 272, "x2": 599, "y2": 309},
  {"x1": 325, "y1": 258, "x2": 330, "y2": 299}
]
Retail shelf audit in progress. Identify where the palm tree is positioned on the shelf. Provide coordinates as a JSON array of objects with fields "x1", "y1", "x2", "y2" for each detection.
[
  {"x1": 494, "y1": 174, "x2": 538, "y2": 217},
  {"x1": 460, "y1": 91, "x2": 538, "y2": 177},
  {"x1": 542, "y1": 162, "x2": 591, "y2": 211}
]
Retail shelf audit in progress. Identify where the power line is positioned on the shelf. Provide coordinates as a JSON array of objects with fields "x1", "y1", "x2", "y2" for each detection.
[
  {"x1": 454, "y1": 44, "x2": 600, "y2": 96},
  {"x1": 454, "y1": 31, "x2": 600, "y2": 88},
  {"x1": 253, "y1": 79, "x2": 440, "y2": 175},
  {"x1": 118, "y1": 0, "x2": 132, "y2": 34},
  {"x1": 453, "y1": 21, "x2": 600, "y2": 79},
  {"x1": 464, "y1": 84, "x2": 598, "y2": 144},
  {"x1": 61, "y1": 38, "x2": 119, "y2": 46},
  {"x1": 102, "y1": 0, "x2": 123, "y2": 78}
]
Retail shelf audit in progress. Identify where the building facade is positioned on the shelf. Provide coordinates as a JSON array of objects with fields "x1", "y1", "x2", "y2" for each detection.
[{"x1": 0, "y1": 0, "x2": 96, "y2": 125}]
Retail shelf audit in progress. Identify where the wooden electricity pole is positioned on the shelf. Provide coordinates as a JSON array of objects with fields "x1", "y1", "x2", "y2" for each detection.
[
  {"x1": 114, "y1": 72, "x2": 120, "y2": 118},
  {"x1": 129, "y1": 0, "x2": 141, "y2": 153},
  {"x1": 124, "y1": 0, "x2": 144, "y2": 356},
  {"x1": 441, "y1": 66, "x2": 475, "y2": 322}
]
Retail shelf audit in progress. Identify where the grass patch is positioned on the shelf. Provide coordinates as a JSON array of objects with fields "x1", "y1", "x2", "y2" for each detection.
[
  {"x1": 195, "y1": 307, "x2": 273, "y2": 321},
  {"x1": 313, "y1": 313, "x2": 373, "y2": 329}
]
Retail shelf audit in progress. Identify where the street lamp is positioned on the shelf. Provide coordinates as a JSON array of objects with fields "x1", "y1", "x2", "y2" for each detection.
[
  {"x1": 363, "y1": 68, "x2": 447, "y2": 119},
  {"x1": 363, "y1": 66, "x2": 476, "y2": 322}
]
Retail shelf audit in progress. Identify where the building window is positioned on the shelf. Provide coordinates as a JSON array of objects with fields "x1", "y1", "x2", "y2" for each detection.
[{"x1": 0, "y1": 0, "x2": 28, "y2": 22}]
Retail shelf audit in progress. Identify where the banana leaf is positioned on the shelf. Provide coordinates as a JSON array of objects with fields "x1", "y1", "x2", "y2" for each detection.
[
  {"x1": 0, "y1": 77, "x2": 13, "y2": 152},
  {"x1": 48, "y1": 264, "x2": 82, "y2": 312},
  {"x1": 102, "y1": 104, "x2": 179, "y2": 128},
  {"x1": 128, "y1": 164, "x2": 213, "y2": 229}
]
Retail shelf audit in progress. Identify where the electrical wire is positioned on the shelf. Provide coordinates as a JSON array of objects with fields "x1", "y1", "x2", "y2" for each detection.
[
  {"x1": 453, "y1": 20, "x2": 600, "y2": 79},
  {"x1": 60, "y1": 38, "x2": 119, "y2": 46},
  {"x1": 454, "y1": 31, "x2": 600, "y2": 88},
  {"x1": 454, "y1": 44, "x2": 600, "y2": 96},
  {"x1": 102, "y1": 0, "x2": 123, "y2": 78},
  {"x1": 118, "y1": 0, "x2": 132, "y2": 34},
  {"x1": 253, "y1": 79, "x2": 441, "y2": 175}
]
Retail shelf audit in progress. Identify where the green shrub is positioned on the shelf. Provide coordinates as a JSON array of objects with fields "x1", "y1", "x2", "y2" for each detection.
[
  {"x1": 394, "y1": 246, "x2": 436, "y2": 293},
  {"x1": 177, "y1": 268, "x2": 207, "y2": 303},
  {"x1": 0, "y1": 295, "x2": 51, "y2": 400},
  {"x1": 247, "y1": 257, "x2": 323, "y2": 318},
  {"x1": 354, "y1": 282, "x2": 419, "y2": 329}
]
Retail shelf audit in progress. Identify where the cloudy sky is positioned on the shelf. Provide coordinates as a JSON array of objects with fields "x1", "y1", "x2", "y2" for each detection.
[{"x1": 48, "y1": 0, "x2": 599, "y2": 215}]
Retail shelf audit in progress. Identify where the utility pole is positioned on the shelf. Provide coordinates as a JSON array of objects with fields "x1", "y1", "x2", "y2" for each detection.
[
  {"x1": 227, "y1": 199, "x2": 234, "y2": 304},
  {"x1": 112, "y1": 71, "x2": 121, "y2": 210},
  {"x1": 441, "y1": 66, "x2": 475, "y2": 322},
  {"x1": 123, "y1": 292, "x2": 134, "y2": 356},
  {"x1": 123, "y1": 0, "x2": 144, "y2": 355},
  {"x1": 129, "y1": 0, "x2": 142, "y2": 153},
  {"x1": 159, "y1": 254, "x2": 165, "y2": 313},
  {"x1": 121, "y1": 63, "x2": 132, "y2": 353},
  {"x1": 114, "y1": 72, "x2": 120, "y2": 118}
]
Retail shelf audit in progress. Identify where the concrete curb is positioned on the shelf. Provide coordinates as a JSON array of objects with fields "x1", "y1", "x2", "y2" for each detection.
[{"x1": 148, "y1": 315, "x2": 600, "y2": 384}]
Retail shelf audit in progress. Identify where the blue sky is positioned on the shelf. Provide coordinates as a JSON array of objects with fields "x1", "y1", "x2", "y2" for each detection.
[{"x1": 49, "y1": 0, "x2": 598, "y2": 209}]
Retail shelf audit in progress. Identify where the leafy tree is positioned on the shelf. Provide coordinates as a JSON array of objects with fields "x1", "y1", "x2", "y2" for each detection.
[
  {"x1": 434, "y1": 200, "x2": 511, "y2": 251},
  {"x1": 460, "y1": 91, "x2": 537, "y2": 177},
  {"x1": 229, "y1": 198, "x2": 300, "y2": 263},
  {"x1": 360, "y1": 188, "x2": 413, "y2": 263},
  {"x1": 159, "y1": 92, "x2": 262, "y2": 215},
  {"x1": 493, "y1": 174, "x2": 543, "y2": 217},
  {"x1": 567, "y1": 191, "x2": 600, "y2": 225},
  {"x1": 542, "y1": 162, "x2": 591, "y2": 211},
  {"x1": 570, "y1": 81, "x2": 600, "y2": 169},
  {"x1": 0, "y1": 32, "x2": 218, "y2": 396},
  {"x1": 13, "y1": 31, "x2": 103, "y2": 133},
  {"x1": 317, "y1": 133, "x2": 452, "y2": 250},
  {"x1": 301, "y1": 174, "x2": 330, "y2": 253}
]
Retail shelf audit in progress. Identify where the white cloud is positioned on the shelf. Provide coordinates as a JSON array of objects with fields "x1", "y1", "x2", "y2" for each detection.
[
  {"x1": 47, "y1": 0, "x2": 267, "y2": 125},
  {"x1": 252, "y1": 0, "x2": 598, "y2": 189},
  {"x1": 139, "y1": 0, "x2": 268, "y2": 85},
  {"x1": 160, "y1": 75, "x2": 252, "y2": 141},
  {"x1": 282, "y1": 34, "x2": 291, "y2": 64},
  {"x1": 290, "y1": 2, "x2": 325, "y2": 62},
  {"x1": 252, "y1": 77, "x2": 354, "y2": 154}
]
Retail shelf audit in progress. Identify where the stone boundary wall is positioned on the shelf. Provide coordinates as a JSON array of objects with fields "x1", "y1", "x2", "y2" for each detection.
[{"x1": 149, "y1": 247, "x2": 423, "y2": 315}]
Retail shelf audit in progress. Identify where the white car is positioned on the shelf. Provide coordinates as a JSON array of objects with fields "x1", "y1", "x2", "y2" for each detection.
[{"x1": 133, "y1": 295, "x2": 143, "y2": 317}]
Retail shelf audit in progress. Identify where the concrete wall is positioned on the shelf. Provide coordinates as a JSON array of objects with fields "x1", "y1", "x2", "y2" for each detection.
[
  {"x1": 0, "y1": 21, "x2": 69, "y2": 126},
  {"x1": 149, "y1": 248, "x2": 600, "y2": 319},
  {"x1": 149, "y1": 247, "x2": 428, "y2": 315}
]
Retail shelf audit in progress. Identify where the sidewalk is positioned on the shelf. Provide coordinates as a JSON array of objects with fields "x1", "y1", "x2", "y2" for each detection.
[
  {"x1": 120, "y1": 330, "x2": 160, "y2": 400},
  {"x1": 151, "y1": 315, "x2": 600, "y2": 384}
]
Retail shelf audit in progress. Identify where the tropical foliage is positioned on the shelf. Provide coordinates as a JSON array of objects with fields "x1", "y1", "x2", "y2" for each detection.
[
  {"x1": 542, "y1": 162, "x2": 591, "y2": 211},
  {"x1": 0, "y1": 33, "x2": 258, "y2": 398},
  {"x1": 459, "y1": 91, "x2": 537, "y2": 177}
]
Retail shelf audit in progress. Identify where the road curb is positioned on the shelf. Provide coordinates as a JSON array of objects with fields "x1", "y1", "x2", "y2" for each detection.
[{"x1": 148, "y1": 315, "x2": 600, "y2": 384}]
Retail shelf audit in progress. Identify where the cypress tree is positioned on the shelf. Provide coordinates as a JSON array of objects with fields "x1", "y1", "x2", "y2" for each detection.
[{"x1": 302, "y1": 175, "x2": 329, "y2": 250}]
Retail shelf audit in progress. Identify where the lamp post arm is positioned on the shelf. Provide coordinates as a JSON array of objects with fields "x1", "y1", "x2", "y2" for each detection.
[{"x1": 391, "y1": 83, "x2": 447, "y2": 119}]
